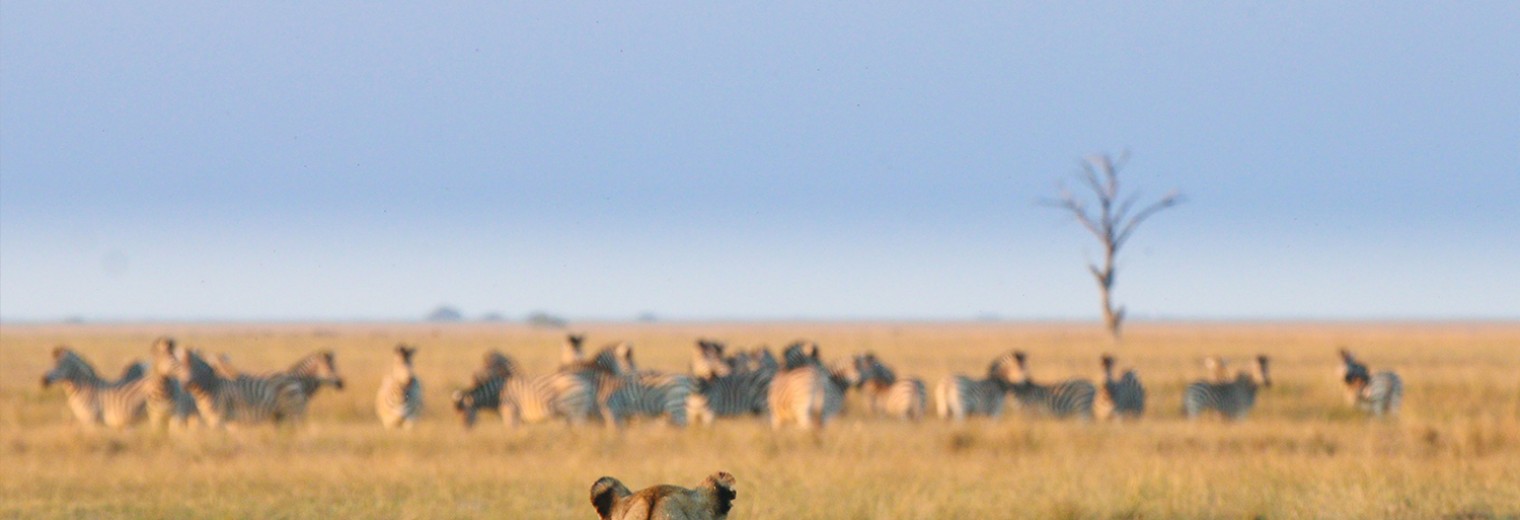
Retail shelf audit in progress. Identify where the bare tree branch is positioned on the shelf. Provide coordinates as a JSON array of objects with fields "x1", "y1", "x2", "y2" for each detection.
[{"x1": 1044, "y1": 152, "x2": 1181, "y2": 341}]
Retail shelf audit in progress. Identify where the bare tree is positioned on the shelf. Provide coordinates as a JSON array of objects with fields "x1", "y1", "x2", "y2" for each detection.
[{"x1": 1045, "y1": 152, "x2": 1182, "y2": 340}]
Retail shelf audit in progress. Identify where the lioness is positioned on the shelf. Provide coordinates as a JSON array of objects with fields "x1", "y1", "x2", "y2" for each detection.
[{"x1": 590, "y1": 471, "x2": 736, "y2": 520}]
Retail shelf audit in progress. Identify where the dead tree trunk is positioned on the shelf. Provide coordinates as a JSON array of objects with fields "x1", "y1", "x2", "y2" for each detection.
[{"x1": 1045, "y1": 152, "x2": 1180, "y2": 341}]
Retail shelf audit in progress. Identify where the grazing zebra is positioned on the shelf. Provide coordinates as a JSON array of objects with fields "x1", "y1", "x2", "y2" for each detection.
[
  {"x1": 852, "y1": 353, "x2": 928, "y2": 421},
  {"x1": 935, "y1": 351, "x2": 1021, "y2": 422},
  {"x1": 376, "y1": 344, "x2": 424, "y2": 429},
  {"x1": 1094, "y1": 354, "x2": 1145, "y2": 420},
  {"x1": 41, "y1": 347, "x2": 149, "y2": 428},
  {"x1": 452, "y1": 369, "x2": 596, "y2": 428},
  {"x1": 1183, "y1": 355, "x2": 1272, "y2": 420},
  {"x1": 151, "y1": 338, "x2": 307, "y2": 428},
  {"x1": 1005, "y1": 351, "x2": 1097, "y2": 420},
  {"x1": 765, "y1": 342, "x2": 847, "y2": 430},
  {"x1": 1339, "y1": 349, "x2": 1403, "y2": 417}
]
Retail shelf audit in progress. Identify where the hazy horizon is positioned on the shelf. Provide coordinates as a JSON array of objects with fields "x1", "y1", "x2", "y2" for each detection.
[{"x1": 3, "y1": 3, "x2": 1517, "y2": 323}]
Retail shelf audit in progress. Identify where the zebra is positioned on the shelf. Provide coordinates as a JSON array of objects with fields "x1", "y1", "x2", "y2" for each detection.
[
  {"x1": 41, "y1": 347, "x2": 149, "y2": 428},
  {"x1": 1183, "y1": 355, "x2": 1272, "y2": 420},
  {"x1": 600, "y1": 370, "x2": 699, "y2": 428},
  {"x1": 691, "y1": 339, "x2": 734, "y2": 380},
  {"x1": 934, "y1": 351, "x2": 1020, "y2": 422},
  {"x1": 212, "y1": 350, "x2": 346, "y2": 401},
  {"x1": 1339, "y1": 349, "x2": 1403, "y2": 417},
  {"x1": 474, "y1": 350, "x2": 518, "y2": 384},
  {"x1": 1005, "y1": 351, "x2": 1097, "y2": 420},
  {"x1": 1094, "y1": 354, "x2": 1145, "y2": 420},
  {"x1": 765, "y1": 342, "x2": 847, "y2": 430},
  {"x1": 151, "y1": 337, "x2": 306, "y2": 428},
  {"x1": 376, "y1": 344, "x2": 424, "y2": 429},
  {"x1": 452, "y1": 369, "x2": 596, "y2": 428},
  {"x1": 688, "y1": 342, "x2": 777, "y2": 424},
  {"x1": 559, "y1": 338, "x2": 692, "y2": 428},
  {"x1": 852, "y1": 353, "x2": 928, "y2": 421}
]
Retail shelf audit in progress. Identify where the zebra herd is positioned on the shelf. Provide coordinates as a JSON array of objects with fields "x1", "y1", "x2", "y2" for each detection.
[{"x1": 38, "y1": 335, "x2": 1406, "y2": 431}]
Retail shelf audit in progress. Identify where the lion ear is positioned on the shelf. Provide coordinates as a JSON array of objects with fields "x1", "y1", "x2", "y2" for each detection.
[
  {"x1": 704, "y1": 472, "x2": 737, "y2": 515},
  {"x1": 590, "y1": 477, "x2": 629, "y2": 519}
]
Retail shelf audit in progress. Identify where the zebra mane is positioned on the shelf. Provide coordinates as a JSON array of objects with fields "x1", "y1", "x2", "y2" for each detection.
[{"x1": 50, "y1": 347, "x2": 100, "y2": 379}]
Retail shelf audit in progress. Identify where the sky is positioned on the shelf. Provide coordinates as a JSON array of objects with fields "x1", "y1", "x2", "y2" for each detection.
[{"x1": 2, "y1": 3, "x2": 1517, "y2": 322}]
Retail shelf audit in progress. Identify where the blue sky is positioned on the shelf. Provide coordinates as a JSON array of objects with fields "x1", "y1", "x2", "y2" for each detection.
[{"x1": 2, "y1": 3, "x2": 1517, "y2": 322}]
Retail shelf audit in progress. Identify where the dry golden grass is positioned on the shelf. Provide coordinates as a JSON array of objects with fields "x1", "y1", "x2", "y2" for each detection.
[{"x1": 2, "y1": 322, "x2": 1517, "y2": 519}]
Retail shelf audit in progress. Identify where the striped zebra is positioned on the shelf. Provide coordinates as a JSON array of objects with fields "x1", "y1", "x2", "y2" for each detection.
[
  {"x1": 691, "y1": 339, "x2": 734, "y2": 380},
  {"x1": 935, "y1": 351, "x2": 1020, "y2": 422},
  {"x1": 1005, "y1": 351, "x2": 1097, "y2": 420},
  {"x1": 689, "y1": 343, "x2": 777, "y2": 425},
  {"x1": 852, "y1": 353, "x2": 927, "y2": 421},
  {"x1": 212, "y1": 350, "x2": 346, "y2": 401},
  {"x1": 765, "y1": 342, "x2": 847, "y2": 430},
  {"x1": 376, "y1": 344, "x2": 424, "y2": 429},
  {"x1": 41, "y1": 347, "x2": 149, "y2": 428},
  {"x1": 1339, "y1": 349, "x2": 1403, "y2": 417},
  {"x1": 474, "y1": 350, "x2": 518, "y2": 384},
  {"x1": 600, "y1": 370, "x2": 699, "y2": 428},
  {"x1": 151, "y1": 338, "x2": 307, "y2": 428},
  {"x1": 1183, "y1": 355, "x2": 1272, "y2": 420},
  {"x1": 452, "y1": 370, "x2": 596, "y2": 428},
  {"x1": 561, "y1": 334, "x2": 588, "y2": 368},
  {"x1": 1094, "y1": 354, "x2": 1145, "y2": 420},
  {"x1": 560, "y1": 339, "x2": 696, "y2": 428}
]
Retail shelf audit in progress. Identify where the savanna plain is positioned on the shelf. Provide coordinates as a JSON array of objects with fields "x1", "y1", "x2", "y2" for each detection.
[{"x1": 2, "y1": 322, "x2": 1517, "y2": 519}]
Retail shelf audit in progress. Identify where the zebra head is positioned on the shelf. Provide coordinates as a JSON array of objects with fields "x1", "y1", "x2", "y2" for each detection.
[
  {"x1": 611, "y1": 342, "x2": 638, "y2": 374},
  {"x1": 41, "y1": 346, "x2": 97, "y2": 388},
  {"x1": 1255, "y1": 355, "x2": 1272, "y2": 388},
  {"x1": 1203, "y1": 356, "x2": 1229, "y2": 383},
  {"x1": 988, "y1": 352, "x2": 1022, "y2": 389},
  {"x1": 692, "y1": 339, "x2": 732, "y2": 380},
  {"x1": 561, "y1": 334, "x2": 586, "y2": 368},
  {"x1": 1009, "y1": 350, "x2": 1033, "y2": 384},
  {"x1": 117, "y1": 359, "x2": 149, "y2": 384},
  {"x1": 781, "y1": 341, "x2": 819, "y2": 370},
  {"x1": 473, "y1": 350, "x2": 516, "y2": 384},
  {"x1": 451, "y1": 388, "x2": 480, "y2": 428},
  {"x1": 301, "y1": 350, "x2": 345, "y2": 391},
  {"x1": 391, "y1": 345, "x2": 418, "y2": 384},
  {"x1": 1100, "y1": 354, "x2": 1116, "y2": 380},
  {"x1": 1338, "y1": 349, "x2": 1370, "y2": 403}
]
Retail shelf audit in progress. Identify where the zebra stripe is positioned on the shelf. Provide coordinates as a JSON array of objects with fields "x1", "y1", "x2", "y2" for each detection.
[
  {"x1": 934, "y1": 351, "x2": 1020, "y2": 421},
  {"x1": 453, "y1": 371, "x2": 595, "y2": 428},
  {"x1": 376, "y1": 344, "x2": 423, "y2": 429},
  {"x1": 1005, "y1": 351, "x2": 1096, "y2": 419},
  {"x1": 1340, "y1": 349, "x2": 1402, "y2": 416},
  {"x1": 1184, "y1": 355, "x2": 1272, "y2": 420},
  {"x1": 1095, "y1": 354, "x2": 1145, "y2": 420},
  {"x1": 691, "y1": 367, "x2": 775, "y2": 422},
  {"x1": 765, "y1": 342, "x2": 847, "y2": 430},
  {"x1": 41, "y1": 347, "x2": 148, "y2": 428},
  {"x1": 215, "y1": 351, "x2": 345, "y2": 401},
  {"x1": 151, "y1": 339, "x2": 306, "y2": 428},
  {"x1": 599, "y1": 371, "x2": 697, "y2": 428},
  {"x1": 853, "y1": 353, "x2": 927, "y2": 421}
]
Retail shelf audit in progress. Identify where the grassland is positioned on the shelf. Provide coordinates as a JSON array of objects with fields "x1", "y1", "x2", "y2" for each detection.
[{"x1": 2, "y1": 322, "x2": 1517, "y2": 519}]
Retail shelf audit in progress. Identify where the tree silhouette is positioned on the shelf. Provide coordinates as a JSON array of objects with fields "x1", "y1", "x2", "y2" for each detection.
[{"x1": 1045, "y1": 152, "x2": 1182, "y2": 340}]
